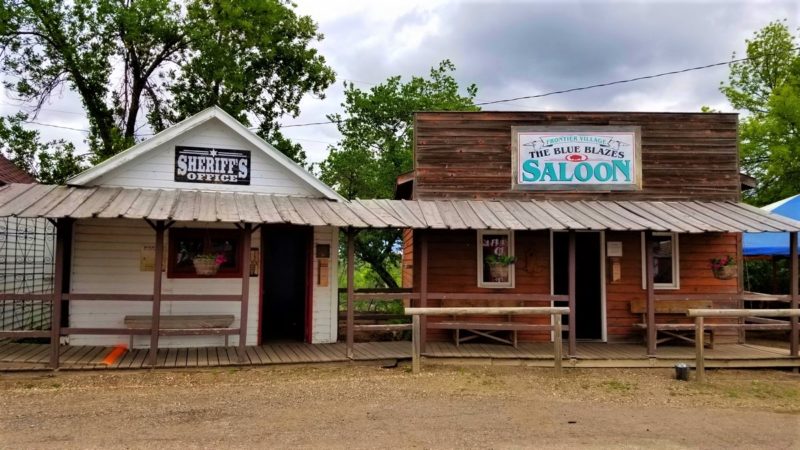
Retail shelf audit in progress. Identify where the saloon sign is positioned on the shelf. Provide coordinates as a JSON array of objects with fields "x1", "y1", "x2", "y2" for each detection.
[
  {"x1": 513, "y1": 127, "x2": 641, "y2": 190},
  {"x1": 174, "y1": 146, "x2": 251, "y2": 185}
]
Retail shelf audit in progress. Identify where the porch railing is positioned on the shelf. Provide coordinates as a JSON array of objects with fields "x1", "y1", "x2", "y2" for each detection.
[
  {"x1": 687, "y1": 308, "x2": 800, "y2": 382},
  {"x1": 405, "y1": 306, "x2": 570, "y2": 375}
]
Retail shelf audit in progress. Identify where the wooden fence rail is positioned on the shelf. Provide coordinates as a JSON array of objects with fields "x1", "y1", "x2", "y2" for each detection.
[
  {"x1": 687, "y1": 308, "x2": 800, "y2": 382},
  {"x1": 404, "y1": 306, "x2": 570, "y2": 375}
]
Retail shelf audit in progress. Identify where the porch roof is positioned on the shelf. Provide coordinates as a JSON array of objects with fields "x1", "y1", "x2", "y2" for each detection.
[{"x1": 1, "y1": 183, "x2": 799, "y2": 233}]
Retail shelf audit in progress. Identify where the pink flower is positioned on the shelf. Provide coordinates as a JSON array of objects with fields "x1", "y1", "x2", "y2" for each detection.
[{"x1": 215, "y1": 254, "x2": 226, "y2": 265}]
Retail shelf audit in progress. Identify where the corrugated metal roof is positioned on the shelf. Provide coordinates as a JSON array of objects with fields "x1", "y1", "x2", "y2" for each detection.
[{"x1": 0, "y1": 183, "x2": 798, "y2": 233}]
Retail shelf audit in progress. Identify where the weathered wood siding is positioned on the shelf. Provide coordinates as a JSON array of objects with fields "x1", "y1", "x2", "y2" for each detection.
[
  {"x1": 89, "y1": 118, "x2": 319, "y2": 197},
  {"x1": 413, "y1": 112, "x2": 739, "y2": 201},
  {"x1": 69, "y1": 218, "x2": 337, "y2": 348},
  {"x1": 415, "y1": 229, "x2": 740, "y2": 343},
  {"x1": 402, "y1": 229, "x2": 414, "y2": 288},
  {"x1": 413, "y1": 229, "x2": 553, "y2": 342}
]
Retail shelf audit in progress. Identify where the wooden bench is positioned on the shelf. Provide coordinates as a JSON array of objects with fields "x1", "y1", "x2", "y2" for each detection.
[
  {"x1": 123, "y1": 314, "x2": 236, "y2": 348},
  {"x1": 427, "y1": 320, "x2": 554, "y2": 347},
  {"x1": 630, "y1": 299, "x2": 716, "y2": 349}
]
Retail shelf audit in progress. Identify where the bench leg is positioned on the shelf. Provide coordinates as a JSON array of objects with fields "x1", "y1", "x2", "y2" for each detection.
[{"x1": 513, "y1": 330, "x2": 518, "y2": 349}]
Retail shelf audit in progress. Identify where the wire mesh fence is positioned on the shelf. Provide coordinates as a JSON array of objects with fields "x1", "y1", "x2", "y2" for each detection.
[{"x1": 0, "y1": 217, "x2": 55, "y2": 336}]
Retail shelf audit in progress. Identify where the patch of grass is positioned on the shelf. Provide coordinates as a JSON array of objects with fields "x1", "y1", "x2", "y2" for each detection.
[{"x1": 601, "y1": 379, "x2": 636, "y2": 393}]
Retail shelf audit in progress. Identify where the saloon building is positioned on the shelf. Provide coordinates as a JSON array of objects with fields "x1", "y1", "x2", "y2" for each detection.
[{"x1": 0, "y1": 107, "x2": 798, "y2": 370}]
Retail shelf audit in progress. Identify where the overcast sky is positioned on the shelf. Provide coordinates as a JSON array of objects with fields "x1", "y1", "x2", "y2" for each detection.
[{"x1": 1, "y1": 0, "x2": 798, "y2": 165}]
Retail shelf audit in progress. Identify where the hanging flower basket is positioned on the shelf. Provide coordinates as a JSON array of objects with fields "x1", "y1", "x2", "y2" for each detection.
[
  {"x1": 713, "y1": 264, "x2": 738, "y2": 280},
  {"x1": 488, "y1": 263, "x2": 509, "y2": 281},
  {"x1": 710, "y1": 255, "x2": 737, "y2": 280},
  {"x1": 192, "y1": 254, "x2": 226, "y2": 276}
]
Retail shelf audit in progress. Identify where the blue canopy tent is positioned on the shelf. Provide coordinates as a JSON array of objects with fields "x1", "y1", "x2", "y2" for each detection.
[{"x1": 744, "y1": 194, "x2": 800, "y2": 256}]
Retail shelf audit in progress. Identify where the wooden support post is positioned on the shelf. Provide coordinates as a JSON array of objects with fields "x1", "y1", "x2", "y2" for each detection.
[
  {"x1": 695, "y1": 316, "x2": 705, "y2": 382},
  {"x1": 346, "y1": 229, "x2": 355, "y2": 359},
  {"x1": 791, "y1": 231, "x2": 798, "y2": 356},
  {"x1": 645, "y1": 231, "x2": 656, "y2": 356},
  {"x1": 148, "y1": 221, "x2": 165, "y2": 367},
  {"x1": 412, "y1": 314, "x2": 421, "y2": 374},
  {"x1": 567, "y1": 231, "x2": 576, "y2": 357},
  {"x1": 554, "y1": 313, "x2": 563, "y2": 375},
  {"x1": 419, "y1": 231, "x2": 429, "y2": 353},
  {"x1": 238, "y1": 223, "x2": 252, "y2": 362},
  {"x1": 49, "y1": 219, "x2": 68, "y2": 369}
]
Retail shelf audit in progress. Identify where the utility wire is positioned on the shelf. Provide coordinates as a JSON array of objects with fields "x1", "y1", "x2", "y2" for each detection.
[{"x1": 12, "y1": 47, "x2": 800, "y2": 132}]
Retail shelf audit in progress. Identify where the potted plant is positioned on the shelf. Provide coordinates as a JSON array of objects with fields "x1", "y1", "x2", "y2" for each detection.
[
  {"x1": 710, "y1": 255, "x2": 737, "y2": 280},
  {"x1": 486, "y1": 254, "x2": 516, "y2": 281},
  {"x1": 192, "y1": 253, "x2": 226, "y2": 276}
]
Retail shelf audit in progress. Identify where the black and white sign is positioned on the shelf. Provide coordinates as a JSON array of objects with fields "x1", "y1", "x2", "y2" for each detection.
[{"x1": 174, "y1": 146, "x2": 251, "y2": 185}]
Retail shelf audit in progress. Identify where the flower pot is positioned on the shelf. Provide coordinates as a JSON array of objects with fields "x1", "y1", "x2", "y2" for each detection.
[
  {"x1": 488, "y1": 263, "x2": 509, "y2": 281},
  {"x1": 193, "y1": 258, "x2": 220, "y2": 276},
  {"x1": 713, "y1": 264, "x2": 737, "y2": 280}
]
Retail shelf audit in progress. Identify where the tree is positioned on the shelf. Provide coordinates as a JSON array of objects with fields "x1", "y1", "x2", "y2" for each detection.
[
  {"x1": 0, "y1": 0, "x2": 333, "y2": 165},
  {"x1": 318, "y1": 60, "x2": 479, "y2": 288},
  {"x1": 719, "y1": 20, "x2": 800, "y2": 205},
  {"x1": 0, "y1": 113, "x2": 85, "y2": 183}
]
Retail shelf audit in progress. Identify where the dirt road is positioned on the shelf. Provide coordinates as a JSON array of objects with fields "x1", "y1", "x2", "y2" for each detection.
[{"x1": 1, "y1": 364, "x2": 799, "y2": 449}]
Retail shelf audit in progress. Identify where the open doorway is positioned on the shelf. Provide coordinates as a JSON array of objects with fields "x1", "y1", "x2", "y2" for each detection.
[
  {"x1": 261, "y1": 225, "x2": 311, "y2": 342},
  {"x1": 552, "y1": 232, "x2": 604, "y2": 341}
]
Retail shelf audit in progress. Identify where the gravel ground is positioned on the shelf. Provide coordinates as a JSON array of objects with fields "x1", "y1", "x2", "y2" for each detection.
[{"x1": 1, "y1": 364, "x2": 799, "y2": 449}]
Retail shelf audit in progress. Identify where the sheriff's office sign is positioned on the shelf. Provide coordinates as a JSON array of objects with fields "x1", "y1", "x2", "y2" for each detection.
[
  {"x1": 174, "y1": 146, "x2": 251, "y2": 185},
  {"x1": 512, "y1": 126, "x2": 641, "y2": 191}
]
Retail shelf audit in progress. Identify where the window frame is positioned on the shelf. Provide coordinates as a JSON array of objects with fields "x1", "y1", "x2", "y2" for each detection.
[
  {"x1": 640, "y1": 231, "x2": 680, "y2": 290},
  {"x1": 167, "y1": 228, "x2": 243, "y2": 278},
  {"x1": 477, "y1": 229, "x2": 515, "y2": 289}
]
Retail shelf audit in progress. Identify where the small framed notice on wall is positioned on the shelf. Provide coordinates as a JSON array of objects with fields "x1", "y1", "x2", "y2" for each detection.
[
  {"x1": 249, "y1": 248, "x2": 260, "y2": 277},
  {"x1": 140, "y1": 244, "x2": 167, "y2": 272}
]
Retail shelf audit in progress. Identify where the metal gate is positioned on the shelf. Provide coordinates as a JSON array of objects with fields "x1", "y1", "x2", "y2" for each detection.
[{"x1": 0, "y1": 217, "x2": 55, "y2": 334}]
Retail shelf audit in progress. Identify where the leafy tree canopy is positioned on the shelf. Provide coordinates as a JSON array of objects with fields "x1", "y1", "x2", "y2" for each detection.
[
  {"x1": 0, "y1": 0, "x2": 334, "y2": 174},
  {"x1": 719, "y1": 20, "x2": 800, "y2": 205},
  {"x1": 0, "y1": 112, "x2": 85, "y2": 183},
  {"x1": 318, "y1": 60, "x2": 478, "y2": 288}
]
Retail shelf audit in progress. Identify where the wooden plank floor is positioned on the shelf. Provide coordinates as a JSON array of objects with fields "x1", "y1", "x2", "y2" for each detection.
[{"x1": 1, "y1": 340, "x2": 797, "y2": 370}]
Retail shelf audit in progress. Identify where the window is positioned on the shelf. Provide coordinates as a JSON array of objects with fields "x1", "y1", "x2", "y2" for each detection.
[
  {"x1": 640, "y1": 232, "x2": 679, "y2": 289},
  {"x1": 168, "y1": 228, "x2": 242, "y2": 278},
  {"x1": 477, "y1": 230, "x2": 515, "y2": 288}
]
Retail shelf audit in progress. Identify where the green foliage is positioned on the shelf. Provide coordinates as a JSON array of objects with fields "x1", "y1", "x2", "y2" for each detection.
[
  {"x1": 485, "y1": 254, "x2": 516, "y2": 266},
  {"x1": 320, "y1": 61, "x2": 478, "y2": 287},
  {"x1": 743, "y1": 258, "x2": 789, "y2": 294},
  {"x1": 719, "y1": 20, "x2": 800, "y2": 205},
  {"x1": 0, "y1": 0, "x2": 333, "y2": 165},
  {"x1": 0, "y1": 113, "x2": 85, "y2": 183}
]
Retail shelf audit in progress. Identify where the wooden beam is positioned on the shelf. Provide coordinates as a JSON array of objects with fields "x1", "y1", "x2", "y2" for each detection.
[
  {"x1": 554, "y1": 313, "x2": 563, "y2": 375},
  {"x1": 412, "y1": 314, "x2": 421, "y2": 374},
  {"x1": 419, "y1": 231, "x2": 429, "y2": 353},
  {"x1": 405, "y1": 307, "x2": 570, "y2": 316},
  {"x1": 346, "y1": 229, "x2": 355, "y2": 359},
  {"x1": 790, "y1": 231, "x2": 798, "y2": 356},
  {"x1": 238, "y1": 223, "x2": 252, "y2": 362},
  {"x1": 148, "y1": 221, "x2": 165, "y2": 367},
  {"x1": 645, "y1": 231, "x2": 656, "y2": 356},
  {"x1": 49, "y1": 218, "x2": 70, "y2": 369},
  {"x1": 695, "y1": 316, "x2": 705, "y2": 382},
  {"x1": 567, "y1": 231, "x2": 576, "y2": 357}
]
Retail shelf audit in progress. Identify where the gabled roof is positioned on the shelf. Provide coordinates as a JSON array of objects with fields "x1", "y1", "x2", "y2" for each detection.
[
  {"x1": 67, "y1": 106, "x2": 344, "y2": 201},
  {"x1": 0, "y1": 154, "x2": 35, "y2": 184}
]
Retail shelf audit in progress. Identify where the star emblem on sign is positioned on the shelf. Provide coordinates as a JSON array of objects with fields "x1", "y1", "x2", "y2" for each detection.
[{"x1": 209, "y1": 149, "x2": 217, "y2": 157}]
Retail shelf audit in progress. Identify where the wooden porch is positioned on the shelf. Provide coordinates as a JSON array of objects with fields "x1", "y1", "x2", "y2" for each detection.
[{"x1": 1, "y1": 340, "x2": 798, "y2": 371}]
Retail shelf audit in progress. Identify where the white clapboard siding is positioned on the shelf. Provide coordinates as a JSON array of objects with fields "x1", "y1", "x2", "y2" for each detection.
[
  {"x1": 312, "y1": 227, "x2": 339, "y2": 343},
  {"x1": 69, "y1": 219, "x2": 260, "y2": 348},
  {"x1": 89, "y1": 119, "x2": 318, "y2": 196},
  {"x1": 68, "y1": 218, "x2": 338, "y2": 348}
]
